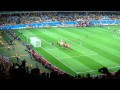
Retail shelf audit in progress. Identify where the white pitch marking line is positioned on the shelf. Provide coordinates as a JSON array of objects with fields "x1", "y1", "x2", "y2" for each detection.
[
  {"x1": 39, "y1": 37, "x2": 97, "y2": 58},
  {"x1": 108, "y1": 65, "x2": 120, "y2": 69},
  {"x1": 41, "y1": 46, "x2": 79, "y2": 74},
  {"x1": 20, "y1": 29, "x2": 120, "y2": 75},
  {"x1": 44, "y1": 46, "x2": 64, "y2": 50},
  {"x1": 23, "y1": 28, "x2": 120, "y2": 74},
  {"x1": 46, "y1": 31, "x2": 97, "y2": 55},
  {"x1": 78, "y1": 70, "x2": 98, "y2": 74},
  {"x1": 35, "y1": 50, "x2": 71, "y2": 74},
  {"x1": 36, "y1": 28, "x2": 96, "y2": 53},
  {"x1": 39, "y1": 39, "x2": 97, "y2": 60},
  {"x1": 77, "y1": 65, "x2": 120, "y2": 74},
  {"x1": 113, "y1": 34, "x2": 120, "y2": 39},
  {"x1": 33, "y1": 30, "x2": 98, "y2": 74},
  {"x1": 23, "y1": 33, "x2": 78, "y2": 74},
  {"x1": 41, "y1": 39, "x2": 78, "y2": 73},
  {"x1": 38, "y1": 38, "x2": 97, "y2": 71},
  {"x1": 58, "y1": 53, "x2": 97, "y2": 59},
  {"x1": 36, "y1": 30, "x2": 97, "y2": 56},
  {"x1": 37, "y1": 38, "x2": 78, "y2": 74}
]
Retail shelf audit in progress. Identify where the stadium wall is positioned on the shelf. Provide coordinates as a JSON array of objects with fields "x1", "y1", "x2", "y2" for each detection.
[
  {"x1": 0, "y1": 20, "x2": 120, "y2": 30},
  {"x1": 89, "y1": 20, "x2": 120, "y2": 25}
]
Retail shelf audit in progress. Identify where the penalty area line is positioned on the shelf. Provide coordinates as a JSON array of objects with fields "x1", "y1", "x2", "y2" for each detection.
[
  {"x1": 41, "y1": 47, "x2": 79, "y2": 74},
  {"x1": 41, "y1": 46, "x2": 79, "y2": 74},
  {"x1": 30, "y1": 31, "x2": 78, "y2": 74},
  {"x1": 56, "y1": 34, "x2": 98, "y2": 54},
  {"x1": 58, "y1": 53, "x2": 98, "y2": 59},
  {"x1": 36, "y1": 29, "x2": 97, "y2": 55},
  {"x1": 113, "y1": 34, "x2": 120, "y2": 39},
  {"x1": 77, "y1": 65, "x2": 120, "y2": 74}
]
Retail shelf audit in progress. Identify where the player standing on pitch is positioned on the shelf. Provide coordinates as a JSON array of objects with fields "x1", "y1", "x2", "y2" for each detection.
[{"x1": 51, "y1": 42, "x2": 53, "y2": 46}]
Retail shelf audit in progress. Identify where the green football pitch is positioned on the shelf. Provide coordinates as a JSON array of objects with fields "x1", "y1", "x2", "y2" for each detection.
[{"x1": 13, "y1": 25, "x2": 120, "y2": 76}]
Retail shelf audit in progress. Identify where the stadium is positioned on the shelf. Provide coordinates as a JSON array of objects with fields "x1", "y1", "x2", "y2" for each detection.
[{"x1": 0, "y1": 11, "x2": 120, "y2": 79}]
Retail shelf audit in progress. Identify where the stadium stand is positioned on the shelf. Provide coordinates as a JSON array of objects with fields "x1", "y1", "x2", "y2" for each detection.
[
  {"x1": 1, "y1": 11, "x2": 120, "y2": 79},
  {"x1": 0, "y1": 11, "x2": 120, "y2": 30}
]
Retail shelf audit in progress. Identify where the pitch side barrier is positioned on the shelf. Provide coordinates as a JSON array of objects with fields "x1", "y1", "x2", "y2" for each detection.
[
  {"x1": 1, "y1": 20, "x2": 120, "y2": 30},
  {"x1": 0, "y1": 21, "x2": 78, "y2": 30},
  {"x1": 89, "y1": 20, "x2": 120, "y2": 25}
]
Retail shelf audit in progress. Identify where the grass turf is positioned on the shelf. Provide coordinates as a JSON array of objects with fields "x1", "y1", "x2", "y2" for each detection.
[
  {"x1": 13, "y1": 25, "x2": 120, "y2": 76},
  {"x1": 0, "y1": 31, "x2": 51, "y2": 74}
]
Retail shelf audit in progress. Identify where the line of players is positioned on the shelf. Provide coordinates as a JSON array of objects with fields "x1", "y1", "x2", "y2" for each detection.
[
  {"x1": 51, "y1": 39, "x2": 70, "y2": 49},
  {"x1": 57, "y1": 40, "x2": 70, "y2": 48},
  {"x1": 107, "y1": 27, "x2": 120, "y2": 34},
  {"x1": 113, "y1": 28, "x2": 120, "y2": 34},
  {"x1": 50, "y1": 37, "x2": 87, "y2": 49}
]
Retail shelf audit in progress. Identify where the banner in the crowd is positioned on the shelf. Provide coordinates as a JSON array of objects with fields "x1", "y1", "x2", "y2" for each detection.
[{"x1": 0, "y1": 20, "x2": 120, "y2": 30}]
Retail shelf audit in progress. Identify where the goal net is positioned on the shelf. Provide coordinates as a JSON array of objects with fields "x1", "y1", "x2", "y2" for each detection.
[{"x1": 29, "y1": 37, "x2": 41, "y2": 47}]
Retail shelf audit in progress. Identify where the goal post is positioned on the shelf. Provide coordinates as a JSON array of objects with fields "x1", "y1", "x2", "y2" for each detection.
[
  {"x1": 29, "y1": 37, "x2": 41, "y2": 47},
  {"x1": 26, "y1": 35, "x2": 50, "y2": 48}
]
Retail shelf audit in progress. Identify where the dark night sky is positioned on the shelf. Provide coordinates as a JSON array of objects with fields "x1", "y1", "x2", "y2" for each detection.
[{"x1": 0, "y1": 0, "x2": 119, "y2": 11}]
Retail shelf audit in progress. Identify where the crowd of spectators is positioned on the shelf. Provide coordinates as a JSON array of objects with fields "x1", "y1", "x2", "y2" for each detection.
[
  {"x1": 0, "y1": 55, "x2": 12, "y2": 73},
  {"x1": 1, "y1": 54, "x2": 120, "y2": 80},
  {"x1": 0, "y1": 54, "x2": 12, "y2": 79},
  {"x1": 1, "y1": 11, "x2": 120, "y2": 79},
  {"x1": 0, "y1": 11, "x2": 120, "y2": 26}
]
